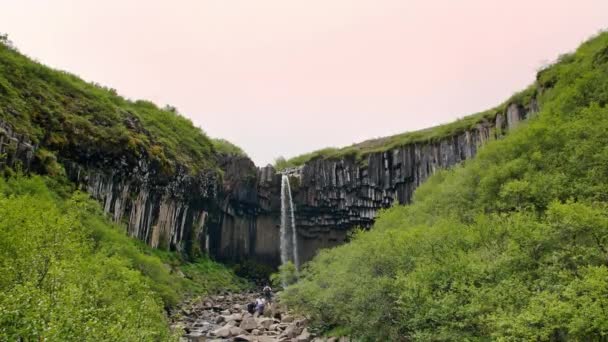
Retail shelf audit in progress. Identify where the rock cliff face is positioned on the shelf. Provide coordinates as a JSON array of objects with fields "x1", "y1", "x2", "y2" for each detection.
[
  {"x1": 0, "y1": 120, "x2": 35, "y2": 171},
  {"x1": 286, "y1": 101, "x2": 538, "y2": 262},
  {"x1": 0, "y1": 99, "x2": 536, "y2": 268},
  {"x1": 2, "y1": 115, "x2": 284, "y2": 264}
]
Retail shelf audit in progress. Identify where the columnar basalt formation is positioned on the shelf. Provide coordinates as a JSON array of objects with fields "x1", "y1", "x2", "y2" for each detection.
[
  {"x1": 287, "y1": 101, "x2": 537, "y2": 262},
  {"x1": 0, "y1": 99, "x2": 535, "y2": 267},
  {"x1": 0, "y1": 120, "x2": 35, "y2": 171}
]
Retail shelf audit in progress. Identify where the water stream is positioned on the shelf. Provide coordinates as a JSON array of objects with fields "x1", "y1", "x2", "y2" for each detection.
[{"x1": 280, "y1": 174, "x2": 299, "y2": 269}]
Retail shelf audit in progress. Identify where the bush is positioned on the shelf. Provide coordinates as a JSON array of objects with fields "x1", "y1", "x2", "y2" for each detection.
[
  {"x1": 0, "y1": 175, "x2": 249, "y2": 341},
  {"x1": 281, "y1": 31, "x2": 608, "y2": 341}
]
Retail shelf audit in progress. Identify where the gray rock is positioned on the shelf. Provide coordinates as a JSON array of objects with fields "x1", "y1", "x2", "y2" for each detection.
[
  {"x1": 233, "y1": 335, "x2": 253, "y2": 342},
  {"x1": 230, "y1": 326, "x2": 245, "y2": 336},
  {"x1": 296, "y1": 328, "x2": 312, "y2": 342},
  {"x1": 258, "y1": 317, "x2": 274, "y2": 329},
  {"x1": 211, "y1": 325, "x2": 231, "y2": 338},
  {"x1": 239, "y1": 317, "x2": 258, "y2": 331}
]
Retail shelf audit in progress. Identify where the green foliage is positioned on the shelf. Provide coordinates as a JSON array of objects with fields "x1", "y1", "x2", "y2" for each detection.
[
  {"x1": 0, "y1": 175, "x2": 247, "y2": 341},
  {"x1": 0, "y1": 38, "x2": 244, "y2": 175},
  {"x1": 232, "y1": 260, "x2": 276, "y2": 285},
  {"x1": 270, "y1": 261, "x2": 299, "y2": 288},
  {"x1": 282, "y1": 31, "x2": 608, "y2": 340},
  {"x1": 212, "y1": 138, "x2": 247, "y2": 157}
]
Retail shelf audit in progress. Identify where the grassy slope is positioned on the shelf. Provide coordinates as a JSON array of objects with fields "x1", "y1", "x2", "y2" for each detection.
[
  {"x1": 0, "y1": 36, "x2": 250, "y2": 340},
  {"x1": 0, "y1": 37, "x2": 244, "y2": 176},
  {"x1": 281, "y1": 31, "x2": 608, "y2": 340},
  {"x1": 0, "y1": 175, "x2": 248, "y2": 341}
]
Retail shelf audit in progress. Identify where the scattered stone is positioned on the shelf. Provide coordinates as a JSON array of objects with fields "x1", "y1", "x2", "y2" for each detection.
[
  {"x1": 230, "y1": 326, "x2": 245, "y2": 336},
  {"x1": 258, "y1": 317, "x2": 274, "y2": 329},
  {"x1": 239, "y1": 317, "x2": 258, "y2": 331},
  {"x1": 211, "y1": 325, "x2": 232, "y2": 338},
  {"x1": 174, "y1": 290, "x2": 316, "y2": 342},
  {"x1": 224, "y1": 313, "x2": 242, "y2": 322},
  {"x1": 296, "y1": 328, "x2": 312, "y2": 342}
]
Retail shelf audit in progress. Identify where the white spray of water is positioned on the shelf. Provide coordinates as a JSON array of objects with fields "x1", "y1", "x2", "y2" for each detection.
[{"x1": 280, "y1": 175, "x2": 299, "y2": 269}]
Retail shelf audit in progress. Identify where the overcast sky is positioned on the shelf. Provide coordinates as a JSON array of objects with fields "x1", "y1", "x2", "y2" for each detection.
[{"x1": 2, "y1": 1, "x2": 608, "y2": 165}]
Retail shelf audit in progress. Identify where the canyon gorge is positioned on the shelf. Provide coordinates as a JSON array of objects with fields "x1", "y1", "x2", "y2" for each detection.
[{"x1": 0, "y1": 96, "x2": 536, "y2": 267}]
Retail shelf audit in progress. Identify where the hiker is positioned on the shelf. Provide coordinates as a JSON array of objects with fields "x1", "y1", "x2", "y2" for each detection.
[
  {"x1": 262, "y1": 285, "x2": 273, "y2": 303},
  {"x1": 254, "y1": 297, "x2": 266, "y2": 316},
  {"x1": 246, "y1": 301, "x2": 256, "y2": 315}
]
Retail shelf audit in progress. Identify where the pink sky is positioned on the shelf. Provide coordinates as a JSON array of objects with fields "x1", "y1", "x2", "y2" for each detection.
[{"x1": 2, "y1": 1, "x2": 608, "y2": 165}]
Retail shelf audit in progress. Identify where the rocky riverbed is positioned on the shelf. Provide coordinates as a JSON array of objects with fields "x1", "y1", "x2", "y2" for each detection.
[{"x1": 172, "y1": 291, "x2": 348, "y2": 342}]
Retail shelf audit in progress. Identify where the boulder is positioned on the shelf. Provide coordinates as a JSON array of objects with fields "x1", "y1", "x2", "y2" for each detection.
[
  {"x1": 239, "y1": 317, "x2": 258, "y2": 331},
  {"x1": 258, "y1": 318, "x2": 274, "y2": 330},
  {"x1": 281, "y1": 315, "x2": 294, "y2": 323},
  {"x1": 296, "y1": 328, "x2": 312, "y2": 342},
  {"x1": 281, "y1": 323, "x2": 303, "y2": 338},
  {"x1": 211, "y1": 325, "x2": 232, "y2": 338},
  {"x1": 234, "y1": 335, "x2": 253, "y2": 342},
  {"x1": 230, "y1": 326, "x2": 245, "y2": 336},
  {"x1": 224, "y1": 313, "x2": 243, "y2": 322}
]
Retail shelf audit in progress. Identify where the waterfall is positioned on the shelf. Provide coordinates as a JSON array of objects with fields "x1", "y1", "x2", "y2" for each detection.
[{"x1": 280, "y1": 175, "x2": 299, "y2": 269}]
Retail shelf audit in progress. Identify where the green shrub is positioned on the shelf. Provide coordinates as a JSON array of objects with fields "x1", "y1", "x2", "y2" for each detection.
[
  {"x1": 282, "y1": 31, "x2": 608, "y2": 341},
  {"x1": 0, "y1": 175, "x2": 248, "y2": 341}
]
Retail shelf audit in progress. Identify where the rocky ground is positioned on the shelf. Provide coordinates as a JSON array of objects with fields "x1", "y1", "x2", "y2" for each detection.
[{"x1": 172, "y1": 291, "x2": 348, "y2": 342}]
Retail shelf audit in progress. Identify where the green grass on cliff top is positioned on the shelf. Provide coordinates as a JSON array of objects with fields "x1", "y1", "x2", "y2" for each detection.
[
  {"x1": 275, "y1": 81, "x2": 536, "y2": 171},
  {"x1": 0, "y1": 35, "x2": 245, "y2": 175}
]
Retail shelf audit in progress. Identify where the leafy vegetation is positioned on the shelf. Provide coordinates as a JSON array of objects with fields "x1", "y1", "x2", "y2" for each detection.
[
  {"x1": 0, "y1": 39, "x2": 243, "y2": 175},
  {"x1": 0, "y1": 175, "x2": 248, "y2": 341},
  {"x1": 281, "y1": 31, "x2": 608, "y2": 340},
  {"x1": 212, "y1": 138, "x2": 248, "y2": 157},
  {"x1": 270, "y1": 261, "x2": 299, "y2": 288}
]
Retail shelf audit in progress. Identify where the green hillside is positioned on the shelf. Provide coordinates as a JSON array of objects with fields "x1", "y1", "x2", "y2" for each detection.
[
  {"x1": 0, "y1": 35, "x2": 244, "y2": 176},
  {"x1": 0, "y1": 36, "x2": 249, "y2": 341},
  {"x1": 281, "y1": 31, "x2": 608, "y2": 340},
  {"x1": 0, "y1": 175, "x2": 248, "y2": 341}
]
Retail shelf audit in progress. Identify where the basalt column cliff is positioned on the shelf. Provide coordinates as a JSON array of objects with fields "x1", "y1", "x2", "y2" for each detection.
[
  {"x1": 0, "y1": 99, "x2": 535, "y2": 267},
  {"x1": 284, "y1": 100, "x2": 538, "y2": 262}
]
